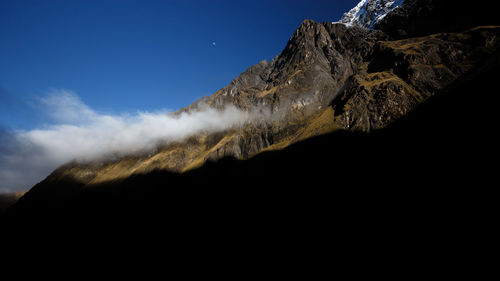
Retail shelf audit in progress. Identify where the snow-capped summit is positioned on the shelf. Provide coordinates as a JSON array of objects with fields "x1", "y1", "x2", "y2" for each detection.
[{"x1": 337, "y1": 0, "x2": 405, "y2": 30}]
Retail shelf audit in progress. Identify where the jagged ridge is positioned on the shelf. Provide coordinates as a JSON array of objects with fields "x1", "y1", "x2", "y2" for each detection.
[
  {"x1": 4, "y1": 0, "x2": 500, "y2": 211},
  {"x1": 338, "y1": 0, "x2": 405, "y2": 29},
  {"x1": 40, "y1": 21, "x2": 500, "y2": 186}
]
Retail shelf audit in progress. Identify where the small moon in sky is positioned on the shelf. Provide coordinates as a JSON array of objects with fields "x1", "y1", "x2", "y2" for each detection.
[{"x1": 212, "y1": 42, "x2": 216, "y2": 46}]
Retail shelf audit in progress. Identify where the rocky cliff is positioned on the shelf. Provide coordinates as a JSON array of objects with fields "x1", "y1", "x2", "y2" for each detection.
[
  {"x1": 3, "y1": 0, "x2": 500, "y2": 221},
  {"x1": 43, "y1": 21, "x2": 500, "y2": 186},
  {"x1": 3, "y1": 2, "x2": 499, "y2": 274},
  {"x1": 338, "y1": 0, "x2": 405, "y2": 29},
  {"x1": 41, "y1": 20, "x2": 385, "y2": 185}
]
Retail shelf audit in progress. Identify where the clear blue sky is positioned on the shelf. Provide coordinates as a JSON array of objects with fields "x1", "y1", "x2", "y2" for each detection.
[{"x1": 0, "y1": 0, "x2": 358, "y2": 130}]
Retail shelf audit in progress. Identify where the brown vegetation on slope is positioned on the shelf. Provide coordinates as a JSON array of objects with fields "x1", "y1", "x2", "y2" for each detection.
[{"x1": 37, "y1": 24, "x2": 500, "y2": 186}]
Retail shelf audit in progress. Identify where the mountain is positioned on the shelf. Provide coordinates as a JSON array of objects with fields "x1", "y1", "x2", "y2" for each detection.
[
  {"x1": 338, "y1": 0, "x2": 405, "y2": 29},
  {"x1": 3, "y1": 0, "x2": 499, "y2": 221},
  {"x1": 0, "y1": 192, "x2": 24, "y2": 214},
  {"x1": 1, "y1": 1, "x2": 499, "y2": 274},
  {"x1": 22, "y1": 18, "x2": 499, "y2": 187}
]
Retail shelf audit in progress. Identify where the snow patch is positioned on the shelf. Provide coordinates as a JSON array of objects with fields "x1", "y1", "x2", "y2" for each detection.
[{"x1": 335, "y1": 0, "x2": 405, "y2": 30}]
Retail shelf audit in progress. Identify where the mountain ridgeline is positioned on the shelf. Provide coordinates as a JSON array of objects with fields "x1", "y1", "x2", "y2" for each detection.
[
  {"x1": 338, "y1": 0, "x2": 405, "y2": 29},
  {"x1": 1, "y1": 1, "x2": 499, "y2": 270},
  {"x1": 15, "y1": 5, "x2": 500, "y2": 187}
]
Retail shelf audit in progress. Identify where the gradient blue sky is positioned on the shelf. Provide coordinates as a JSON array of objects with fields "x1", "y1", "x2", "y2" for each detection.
[{"x1": 0, "y1": 0, "x2": 358, "y2": 130}]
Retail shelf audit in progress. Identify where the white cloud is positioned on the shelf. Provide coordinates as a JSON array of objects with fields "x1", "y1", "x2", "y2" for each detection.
[
  {"x1": 38, "y1": 89, "x2": 97, "y2": 124},
  {"x1": 0, "y1": 90, "x2": 260, "y2": 193}
]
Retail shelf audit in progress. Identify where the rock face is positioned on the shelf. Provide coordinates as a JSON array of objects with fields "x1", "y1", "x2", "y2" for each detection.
[
  {"x1": 43, "y1": 21, "x2": 387, "y2": 185},
  {"x1": 4, "y1": 0, "x2": 500, "y2": 205},
  {"x1": 22, "y1": 0, "x2": 500, "y2": 187},
  {"x1": 338, "y1": 0, "x2": 405, "y2": 29},
  {"x1": 333, "y1": 27, "x2": 500, "y2": 131},
  {"x1": 183, "y1": 21, "x2": 383, "y2": 121},
  {"x1": 3, "y1": 2, "x2": 500, "y2": 271}
]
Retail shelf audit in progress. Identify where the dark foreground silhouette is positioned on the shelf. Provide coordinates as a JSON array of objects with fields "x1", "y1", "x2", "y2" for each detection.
[{"x1": 1, "y1": 50, "x2": 498, "y2": 279}]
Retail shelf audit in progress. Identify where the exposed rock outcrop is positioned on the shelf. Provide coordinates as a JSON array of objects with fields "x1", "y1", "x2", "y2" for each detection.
[
  {"x1": 338, "y1": 0, "x2": 405, "y2": 29},
  {"x1": 33, "y1": 18, "x2": 500, "y2": 185},
  {"x1": 4, "y1": 0, "x2": 500, "y2": 207},
  {"x1": 3, "y1": 3, "x2": 500, "y2": 274},
  {"x1": 333, "y1": 26, "x2": 500, "y2": 132}
]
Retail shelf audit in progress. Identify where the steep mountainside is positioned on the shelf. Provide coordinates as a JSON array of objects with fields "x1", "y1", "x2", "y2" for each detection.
[
  {"x1": 2, "y1": 0, "x2": 500, "y2": 247},
  {"x1": 333, "y1": 26, "x2": 500, "y2": 131},
  {"x1": 338, "y1": 0, "x2": 405, "y2": 29},
  {"x1": 0, "y1": 192, "x2": 24, "y2": 214},
  {"x1": 40, "y1": 23, "x2": 500, "y2": 186},
  {"x1": 2, "y1": 1, "x2": 499, "y2": 275},
  {"x1": 3, "y1": 45, "x2": 499, "y2": 277},
  {"x1": 40, "y1": 22, "x2": 384, "y2": 185}
]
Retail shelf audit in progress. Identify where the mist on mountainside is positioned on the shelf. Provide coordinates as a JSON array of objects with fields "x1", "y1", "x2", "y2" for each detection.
[{"x1": 0, "y1": 90, "x2": 271, "y2": 193}]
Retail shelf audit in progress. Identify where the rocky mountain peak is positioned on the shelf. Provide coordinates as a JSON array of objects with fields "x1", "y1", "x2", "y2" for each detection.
[
  {"x1": 2, "y1": 1, "x2": 500, "y2": 251},
  {"x1": 338, "y1": 0, "x2": 405, "y2": 29}
]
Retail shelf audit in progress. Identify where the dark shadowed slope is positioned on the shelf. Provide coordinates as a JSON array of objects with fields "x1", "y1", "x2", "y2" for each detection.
[
  {"x1": 377, "y1": 0, "x2": 500, "y2": 38},
  {"x1": 5, "y1": 45, "x2": 498, "y2": 221},
  {"x1": 1, "y1": 1, "x2": 499, "y2": 277},
  {"x1": 0, "y1": 192, "x2": 24, "y2": 214},
  {"x1": 2, "y1": 45, "x2": 498, "y2": 279},
  {"x1": 8, "y1": 0, "x2": 497, "y2": 189}
]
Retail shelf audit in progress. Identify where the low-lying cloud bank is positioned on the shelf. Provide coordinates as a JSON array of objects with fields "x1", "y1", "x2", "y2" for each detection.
[{"x1": 0, "y1": 90, "x2": 259, "y2": 193}]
